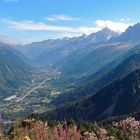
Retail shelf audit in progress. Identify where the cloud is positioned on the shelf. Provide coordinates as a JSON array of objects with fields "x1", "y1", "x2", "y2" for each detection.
[
  {"x1": 95, "y1": 20, "x2": 131, "y2": 33},
  {"x1": 2, "y1": 19, "x2": 132, "y2": 37},
  {"x1": 2, "y1": 19, "x2": 81, "y2": 32},
  {"x1": 45, "y1": 15, "x2": 80, "y2": 21},
  {"x1": 78, "y1": 26, "x2": 101, "y2": 34}
]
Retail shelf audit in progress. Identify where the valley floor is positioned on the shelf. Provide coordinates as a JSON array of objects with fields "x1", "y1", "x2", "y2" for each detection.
[{"x1": 0, "y1": 68, "x2": 61, "y2": 129}]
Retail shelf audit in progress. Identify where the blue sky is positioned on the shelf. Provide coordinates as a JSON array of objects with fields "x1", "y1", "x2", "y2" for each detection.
[{"x1": 0, "y1": 0, "x2": 140, "y2": 44}]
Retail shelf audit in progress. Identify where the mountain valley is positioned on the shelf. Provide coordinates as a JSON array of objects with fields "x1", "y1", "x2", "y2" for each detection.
[{"x1": 1, "y1": 23, "x2": 140, "y2": 137}]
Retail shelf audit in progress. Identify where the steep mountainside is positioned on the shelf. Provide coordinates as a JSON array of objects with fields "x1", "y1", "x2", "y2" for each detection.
[
  {"x1": 43, "y1": 69, "x2": 140, "y2": 122},
  {"x1": 0, "y1": 43, "x2": 32, "y2": 99},
  {"x1": 62, "y1": 43, "x2": 131, "y2": 75},
  {"x1": 51, "y1": 49, "x2": 140, "y2": 106},
  {"x1": 79, "y1": 43, "x2": 140, "y2": 83}
]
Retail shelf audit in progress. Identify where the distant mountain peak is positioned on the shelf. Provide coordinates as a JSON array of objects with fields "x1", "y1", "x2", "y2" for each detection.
[
  {"x1": 81, "y1": 33, "x2": 87, "y2": 38},
  {"x1": 100, "y1": 27, "x2": 113, "y2": 32},
  {"x1": 88, "y1": 27, "x2": 118, "y2": 43}
]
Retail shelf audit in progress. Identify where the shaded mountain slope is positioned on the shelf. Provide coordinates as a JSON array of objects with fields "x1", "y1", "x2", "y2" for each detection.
[
  {"x1": 42, "y1": 69, "x2": 140, "y2": 122},
  {"x1": 52, "y1": 49, "x2": 140, "y2": 106},
  {"x1": 0, "y1": 43, "x2": 32, "y2": 99}
]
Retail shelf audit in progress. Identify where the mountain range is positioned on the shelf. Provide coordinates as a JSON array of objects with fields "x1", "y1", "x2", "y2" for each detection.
[
  {"x1": 1, "y1": 23, "x2": 140, "y2": 123},
  {"x1": 21, "y1": 28, "x2": 122, "y2": 75},
  {"x1": 21, "y1": 24, "x2": 140, "y2": 76},
  {"x1": 34, "y1": 23, "x2": 140, "y2": 122}
]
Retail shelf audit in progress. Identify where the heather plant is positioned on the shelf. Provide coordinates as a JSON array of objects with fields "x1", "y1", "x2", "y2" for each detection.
[
  {"x1": 112, "y1": 117, "x2": 140, "y2": 140},
  {"x1": 10, "y1": 119, "x2": 81, "y2": 140},
  {"x1": 2, "y1": 117, "x2": 140, "y2": 140}
]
